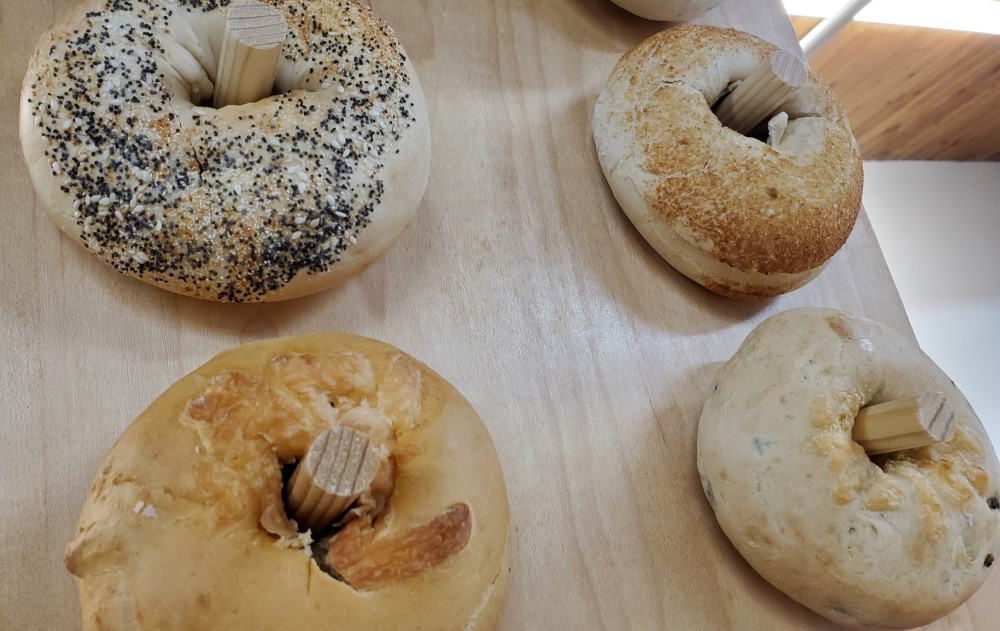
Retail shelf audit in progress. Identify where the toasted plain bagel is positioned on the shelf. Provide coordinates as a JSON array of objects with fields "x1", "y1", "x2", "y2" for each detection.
[
  {"x1": 65, "y1": 334, "x2": 510, "y2": 630},
  {"x1": 21, "y1": 0, "x2": 430, "y2": 302},
  {"x1": 593, "y1": 26, "x2": 863, "y2": 297},
  {"x1": 697, "y1": 309, "x2": 1000, "y2": 627},
  {"x1": 610, "y1": 0, "x2": 719, "y2": 21}
]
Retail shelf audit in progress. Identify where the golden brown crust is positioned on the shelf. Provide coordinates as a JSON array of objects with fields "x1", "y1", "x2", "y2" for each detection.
[
  {"x1": 594, "y1": 26, "x2": 863, "y2": 293},
  {"x1": 330, "y1": 503, "x2": 473, "y2": 590},
  {"x1": 66, "y1": 334, "x2": 510, "y2": 631}
]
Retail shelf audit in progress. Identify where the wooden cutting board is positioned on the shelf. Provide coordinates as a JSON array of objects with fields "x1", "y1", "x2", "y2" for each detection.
[{"x1": 1, "y1": 0, "x2": 996, "y2": 629}]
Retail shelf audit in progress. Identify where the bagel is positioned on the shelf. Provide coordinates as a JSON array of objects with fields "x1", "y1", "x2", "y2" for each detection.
[
  {"x1": 593, "y1": 26, "x2": 863, "y2": 297},
  {"x1": 65, "y1": 334, "x2": 510, "y2": 630},
  {"x1": 697, "y1": 309, "x2": 1000, "y2": 627},
  {"x1": 20, "y1": 0, "x2": 430, "y2": 302},
  {"x1": 609, "y1": 0, "x2": 719, "y2": 21}
]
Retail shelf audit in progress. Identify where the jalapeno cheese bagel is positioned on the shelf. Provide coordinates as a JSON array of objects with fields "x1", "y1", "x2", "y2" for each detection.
[
  {"x1": 20, "y1": 0, "x2": 431, "y2": 302},
  {"x1": 697, "y1": 309, "x2": 1000, "y2": 628},
  {"x1": 609, "y1": 0, "x2": 719, "y2": 21},
  {"x1": 65, "y1": 334, "x2": 510, "y2": 630},
  {"x1": 593, "y1": 26, "x2": 863, "y2": 297}
]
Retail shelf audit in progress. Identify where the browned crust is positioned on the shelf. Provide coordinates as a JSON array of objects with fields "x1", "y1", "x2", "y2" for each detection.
[
  {"x1": 65, "y1": 334, "x2": 510, "y2": 631},
  {"x1": 329, "y1": 503, "x2": 473, "y2": 590},
  {"x1": 699, "y1": 276, "x2": 799, "y2": 299},
  {"x1": 611, "y1": 26, "x2": 863, "y2": 275}
]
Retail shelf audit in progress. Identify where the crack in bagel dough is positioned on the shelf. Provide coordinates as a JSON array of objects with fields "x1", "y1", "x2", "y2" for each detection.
[
  {"x1": 592, "y1": 26, "x2": 863, "y2": 297},
  {"x1": 65, "y1": 334, "x2": 511, "y2": 630},
  {"x1": 697, "y1": 309, "x2": 1000, "y2": 628},
  {"x1": 20, "y1": 0, "x2": 431, "y2": 302}
]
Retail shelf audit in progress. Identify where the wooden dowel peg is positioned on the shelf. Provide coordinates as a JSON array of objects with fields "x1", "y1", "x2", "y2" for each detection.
[
  {"x1": 714, "y1": 50, "x2": 807, "y2": 135},
  {"x1": 213, "y1": 1, "x2": 288, "y2": 108},
  {"x1": 287, "y1": 425, "x2": 379, "y2": 533},
  {"x1": 852, "y1": 392, "x2": 955, "y2": 456}
]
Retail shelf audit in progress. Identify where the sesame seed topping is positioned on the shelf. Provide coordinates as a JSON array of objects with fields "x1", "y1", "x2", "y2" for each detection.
[{"x1": 27, "y1": 0, "x2": 419, "y2": 301}]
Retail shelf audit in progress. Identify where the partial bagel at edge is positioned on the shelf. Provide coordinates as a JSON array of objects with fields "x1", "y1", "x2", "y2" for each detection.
[{"x1": 610, "y1": 0, "x2": 719, "y2": 21}]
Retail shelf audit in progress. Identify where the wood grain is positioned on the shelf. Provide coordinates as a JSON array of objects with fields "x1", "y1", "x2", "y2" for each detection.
[
  {"x1": 714, "y1": 49, "x2": 808, "y2": 134},
  {"x1": 213, "y1": 1, "x2": 288, "y2": 107},
  {"x1": 0, "y1": 1, "x2": 996, "y2": 630},
  {"x1": 793, "y1": 17, "x2": 1000, "y2": 161}
]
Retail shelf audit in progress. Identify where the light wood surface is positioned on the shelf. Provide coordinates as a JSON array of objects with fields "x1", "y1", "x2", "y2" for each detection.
[
  {"x1": 1, "y1": 1, "x2": 997, "y2": 630},
  {"x1": 793, "y1": 17, "x2": 1000, "y2": 161}
]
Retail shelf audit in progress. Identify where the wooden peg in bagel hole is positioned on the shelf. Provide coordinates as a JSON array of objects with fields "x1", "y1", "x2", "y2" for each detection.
[
  {"x1": 287, "y1": 425, "x2": 379, "y2": 533},
  {"x1": 853, "y1": 392, "x2": 955, "y2": 456},
  {"x1": 714, "y1": 50, "x2": 807, "y2": 136},
  {"x1": 213, "y1": 1, "x2": 289, "y2": 108}
]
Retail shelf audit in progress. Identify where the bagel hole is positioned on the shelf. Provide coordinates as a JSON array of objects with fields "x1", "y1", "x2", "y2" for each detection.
[
  {"x1": 270, "y1": 479, "x2": 350, "y2": 583},
  {"x1": 278, "y1": 457, "x2": 363, "y2": 539},
  {"x1": 867, "y1": 453, "x2": 893, "y2": 472},
  {"x1": 309, "y1": 535, "x2": 347, "y2": 581},
  {"x1": 864, "y1": 448, "x2": 931, "y2": 473},
  {"x1": 275, "y1": 457, "x2": 356, "y2": 584},
  {"x1": 190, "y1": 76, "x2": 295, "y2": 109},
  {"x1": 710, "y1": 83, "x2": 783, "y2": 143},
  {"x1": 171, "y1": 32, "x2": 300, "y2": 108},
  {"x1": 276, "y1": 422, "x2": 396, "y2": 586},
  {"x1": 278, "y1": 458, "x2": 310, "y2": 528},
  {"x1": 196, "y1": 81, "x2": 298, "y2": 109}
]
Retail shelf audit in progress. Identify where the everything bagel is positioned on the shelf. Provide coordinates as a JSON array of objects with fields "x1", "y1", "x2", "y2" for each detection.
[{"x1": 20, "y1": 0, "x2": 431, "y2": 302}]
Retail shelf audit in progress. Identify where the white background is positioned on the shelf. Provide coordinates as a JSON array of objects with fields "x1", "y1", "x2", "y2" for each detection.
[{"x1": 864, "y1": 161, "x2": 1000, "y2": 444}]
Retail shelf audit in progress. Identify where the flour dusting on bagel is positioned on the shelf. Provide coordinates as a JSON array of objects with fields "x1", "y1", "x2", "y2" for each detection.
[{"x1": 697, "y1": 309, "x2": 1000, "y2": 628}]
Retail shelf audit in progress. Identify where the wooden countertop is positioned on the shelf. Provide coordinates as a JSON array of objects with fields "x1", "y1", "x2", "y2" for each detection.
[{"x1": 1, "y1": 0, "x2": 996, "y2": 629}]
